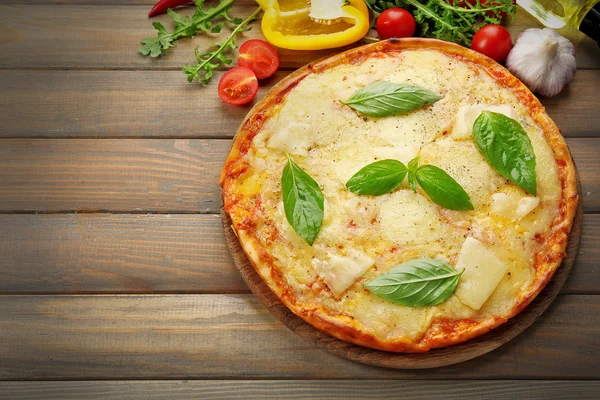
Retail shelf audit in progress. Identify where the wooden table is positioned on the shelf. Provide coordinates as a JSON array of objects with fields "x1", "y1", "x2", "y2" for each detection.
[{"x1": 0, "y1": 1, "x2": 599, "y2": 398}]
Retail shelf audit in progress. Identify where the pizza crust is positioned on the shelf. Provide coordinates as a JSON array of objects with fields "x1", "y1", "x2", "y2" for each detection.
[{"x1": 221, "y1": 39, "x2": 578, "y2": 352}]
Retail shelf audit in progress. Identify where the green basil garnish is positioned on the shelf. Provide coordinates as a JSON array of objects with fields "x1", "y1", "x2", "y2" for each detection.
[
  {"x1": 407, "y1": 157, "x2": 419, "y2": 192},
  {"x1": 416, "y1": 165, "x2": 474, "y2": 211},
  {"x1": 473, "y1": 111, "x2": 537, "y2": 195},
  {"x1": 281, "y1": 155, "x2": 324, "y2": 246},
  {"x1": 346, "y1": 159, "x2": 408, "y2": 195},
  {"x1": 345, "y1": 157, "x2": 473, "y2": 211},
  {"x1": 341, "y1": 81, "x2": 443, "y2": 117},
  {"x1": 364, "y1": 258, "x2": 462, "y2": 307}
]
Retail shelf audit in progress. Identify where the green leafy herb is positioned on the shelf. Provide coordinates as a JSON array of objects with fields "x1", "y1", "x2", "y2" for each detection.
[
  {"x1": 183, "y1": 7, "x2": 261, "y2": 84},
  {"x1": 407, "y1": 156, "x2": 419, "y2": 192},
  {"x1": 345, "y1": 156, "x2": 473, "y2": 211},
  {"x1": 473, "y1": 111, "x2": 537, "y2": 195},
  {"x1": 346, "y1": 160, "x2": 408, "y2": 195},
  {"x1": 416, "y1": 165, "x2": 474, "y2": 210},
  {"x1": 341, "y1": 81, "x2": 443, "y2": 118},
  {"x1": 282, "y1": 155, "x2": 324, "y2": 246},
  {"x1": 139, "y1": 0, "x2": 236, "y2": 58},
  {"x1": 364, "y1": 258, "x2": 462, "y2": 307},
  {"x1": 365, "y1": 0, "x2": 516, "y2": 46}
]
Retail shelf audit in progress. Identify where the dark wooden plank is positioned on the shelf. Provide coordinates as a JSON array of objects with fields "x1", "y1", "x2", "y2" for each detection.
[
  {"x1": 0, "y1": 70, "x2": 285, "y2": 139},
  {"x1": 0, "y1": 213, "x2": 595, "y2": 294},
  {"x1": 0, "y1": 138, "x2": 597, "y2": 213},
  {"x1": 0, "y1": 294, "x2": 598, "y2": 380},
  {"x1": 1, "y1": 380, "x2": 599, "y2": 400},
  {"x1": 0, "y1": 5, "x2": 598, "y2": 70},
  {"x1": 0, "y1": 70, "x2": 598, "y2": 139},
  {"x1": 0, "y1": 139, "x2": 227, "y2": 213},
  {"x1": 0, "y1": 214, "x2": 246, "y2": 293}
]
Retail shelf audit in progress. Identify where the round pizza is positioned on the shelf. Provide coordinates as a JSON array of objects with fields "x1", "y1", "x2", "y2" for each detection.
[{"x1": 220, "y1": 39, "x2": 578, "y2": 352}]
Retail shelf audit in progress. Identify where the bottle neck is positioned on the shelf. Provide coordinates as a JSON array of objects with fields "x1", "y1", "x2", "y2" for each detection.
[{"x1": 580, "y1": 1, "x2": 600, "y2": 44}]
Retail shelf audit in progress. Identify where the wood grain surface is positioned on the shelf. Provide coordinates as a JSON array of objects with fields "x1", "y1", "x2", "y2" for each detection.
[
  {"x1": 1, "y1": 0, "x2": 598, "y2": 395},
  {"x1": 0, "y1": 294, "x2": 598, "y2": 380},
  {"x1": 0, "y1": 213, "x2": 597, "y2": 294},
  {"x1": 1, "y1": 70, "x2": 598, "y2": 139},
  {"x1": 0, "y1": 138, "x2": 597, "y2": 213},
  {"x1": 1, "y1": 380, "x2": 599, "y2": 400},
  {"x1": 1, "y1": 5, "x2": 599, "y2": 70}
]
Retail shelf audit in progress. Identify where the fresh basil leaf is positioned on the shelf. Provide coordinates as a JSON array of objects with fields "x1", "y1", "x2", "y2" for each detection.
[
  {"x1": 416, "y1": 165, "x2": 474, "y2": 211},
  {"x1": 282, "y1": 155, "x2": 324, "y2": 246},
  {"x1": 341, "y1": 81, "x2": 443, "y2": 117},
  {"x1": 346, "y1": 160, "x2": 408, "y2": 196},
  {"x1": 364, "y1": 258, "x2": 462, "y2": 307},
  {"x1": 473, "y1": 111, "x2": 537, "y2": 195},
  {"x1": 407, "y1": 157, "x2": 419, "y2": 192}
]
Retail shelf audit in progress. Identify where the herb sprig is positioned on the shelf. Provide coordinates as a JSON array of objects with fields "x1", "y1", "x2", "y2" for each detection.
[
  {"x1": 346, "y1": 157, "x2": 474, "y2": 211},
  {"x1": 183, "y1": 7, "x2": 261, "y2": 84},
  {"x1": 365, "y1": 0, "x2": 516, "y2": 46},
  {"x1": 139, "y1": 0, "x2": 236, "y2": 58}
]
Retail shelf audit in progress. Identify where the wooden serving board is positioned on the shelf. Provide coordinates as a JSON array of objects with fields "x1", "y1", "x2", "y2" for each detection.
[{"x1": 222, "y1": 173, "x2": 582, "y2": 369}]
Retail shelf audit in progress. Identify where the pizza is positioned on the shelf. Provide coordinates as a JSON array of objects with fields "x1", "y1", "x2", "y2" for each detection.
[{"x1": 220, "y1": 39, "x2": 578, "y2": 352}]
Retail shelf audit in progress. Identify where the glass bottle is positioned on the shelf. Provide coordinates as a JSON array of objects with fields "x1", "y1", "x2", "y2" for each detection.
[{"x1": 517, "y1": 0, "x2": 600, "y2": 42}]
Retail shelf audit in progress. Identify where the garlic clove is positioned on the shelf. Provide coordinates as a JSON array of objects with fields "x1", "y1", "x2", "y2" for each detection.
[{"x1": 506, "y1": 28, "x2": 576, "y2": 98}]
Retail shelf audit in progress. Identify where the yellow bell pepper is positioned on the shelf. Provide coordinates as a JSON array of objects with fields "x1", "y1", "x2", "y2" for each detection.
[{"x1": 255, "y1": 0, "x2": 370, "y2": 50}]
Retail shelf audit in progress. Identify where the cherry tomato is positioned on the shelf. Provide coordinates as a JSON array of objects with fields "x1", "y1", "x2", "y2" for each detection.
[
  {"x1": 218, "y1": 67, "x2": 258, "y2": 105},
  {"x1": 376, "y1": 8, "x2": 416, "y2": 40},
  {"x1": 237, "y1": 39, "x2": 280, "y2": 79},
  {"x1": 471, "y1": 24, "x2": 512, "y2": 63}
]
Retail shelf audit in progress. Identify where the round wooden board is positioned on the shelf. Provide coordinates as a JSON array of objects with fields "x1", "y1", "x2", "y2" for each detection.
[{"x1": 222, "y1": 173, "x2": 582, "y2": 369}]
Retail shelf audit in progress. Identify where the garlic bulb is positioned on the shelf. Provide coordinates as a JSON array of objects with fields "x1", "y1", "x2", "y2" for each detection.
[{"x1": 506, "y1": 28, "x2": 576, "y2": 98}]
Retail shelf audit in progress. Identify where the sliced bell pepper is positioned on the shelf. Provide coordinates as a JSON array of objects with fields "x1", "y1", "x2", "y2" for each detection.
[{"x1": 255, "y1": 0, "x2": 370, "y2": 50}]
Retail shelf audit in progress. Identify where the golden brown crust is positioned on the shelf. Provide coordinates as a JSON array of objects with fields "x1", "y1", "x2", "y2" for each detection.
[{"x1": 221, "y1": 38, "x2": 578, "y2": 352}]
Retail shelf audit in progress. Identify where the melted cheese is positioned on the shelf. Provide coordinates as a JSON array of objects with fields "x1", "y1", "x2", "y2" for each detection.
[
  {"x1": 454, "y1": 237, "x2": 509, "y2": 310},
  {"x1": 452, "y1": 104, "x2": 518, "y2": 139},
  {"x1": 230, "y1": 49, "x2": 565, "y2": 346}
]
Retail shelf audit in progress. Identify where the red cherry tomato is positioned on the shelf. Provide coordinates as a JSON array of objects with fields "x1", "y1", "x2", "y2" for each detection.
[
  {"x1": 471, "y1": 24, "x2": 512, "y2": 63},
  {"x1": 237, "y1": 39, "x2": 280, "y2": 79},
  {"x1": 218, "y1": 67, "x2": 258, "y2": 105},
  {"x1": 376, "y1": 8, "x2": 416, "y2": 40}
]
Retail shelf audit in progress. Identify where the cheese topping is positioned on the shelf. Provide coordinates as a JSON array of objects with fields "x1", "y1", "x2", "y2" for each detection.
[{"x1": 230, "y1": 49, "x2": 563, "y2": 343}]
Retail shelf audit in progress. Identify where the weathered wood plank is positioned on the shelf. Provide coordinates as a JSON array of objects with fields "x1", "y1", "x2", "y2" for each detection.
[
  {"x1": 0, "y1": 138, "x2": 597, "y2": 213},
  {"x1": 0, "y1": 294, "x2": 597, "y2": 380},
  {"x1": 0, "y1": 5, "x2": 598, "y2": 70},
  {"x1": 1, "y1": 70, "x2": 598, "y2": 138},
  {"x1": 0, "y1": 70, "x2": 285, "y2": 139},
  {"x1": 1, "y1": 380, "x2": 599, "y2": 400},
  {"x1": 0, "y1": 213, "x2": 596, "y2": 294},
  {"x1": 0, "y1": 214, "x2": 246, "y2": 293},
  {"x1": 0, "y1": 139, "x2": 227, "y2": 213}
]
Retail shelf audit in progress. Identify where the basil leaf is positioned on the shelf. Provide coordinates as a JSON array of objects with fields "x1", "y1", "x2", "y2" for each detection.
[
  {"x1": 282, "y1": 155, "x2": 324, "y2": 246},
  {"x1": 346, "y1": 159, "x2": 408, "y2": 196},
  {"x1": 416, "y1": 165, "x2": 474, "y2": 211},
  {"x1": 473, "y1": 111, "x2": 537, "y2": 195},
  {"x1": 341, "y1": 81, "x2": 443, "y2": 117},
  {"x1": 407, "y1": 157, "x2": 419, "y2": 192},
  {"x1": 364, "y1": 258, "x2": 462, "y2": 307}
]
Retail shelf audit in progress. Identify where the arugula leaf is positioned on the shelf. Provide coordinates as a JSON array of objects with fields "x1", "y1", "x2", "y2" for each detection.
[
  {"x1": 473, "y1": 111, "x2": 537, "y2": 195},
  {"x1": 346, "y1": 160, "x2": 408, "y2": 196},
  {"x1": 282, "y1": 155, "x2": 324, "y2": 246},
  {"x1": 364, "y1": 258, "x2": 462, "y2": 307},
  {"x1": 139, "y1": 0, "x2": 236, "y2": 58},
  {"x1": 342, "y1": 82, "x2": 443, "y2": 118},
  {"x1": 183, "y1": 7, "x2": 261, "y2": 84},
  {"x1": 365, "y1": 0, "x2": 516, "y2": 46},
  {"x1": 416, "y1": 165, "x2": 474, "y2": 210}
]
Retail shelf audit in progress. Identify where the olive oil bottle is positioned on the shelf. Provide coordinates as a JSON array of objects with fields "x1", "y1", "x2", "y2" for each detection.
[{"x1": 517, "y1": 0, "x2": 600, "y2": 42}]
